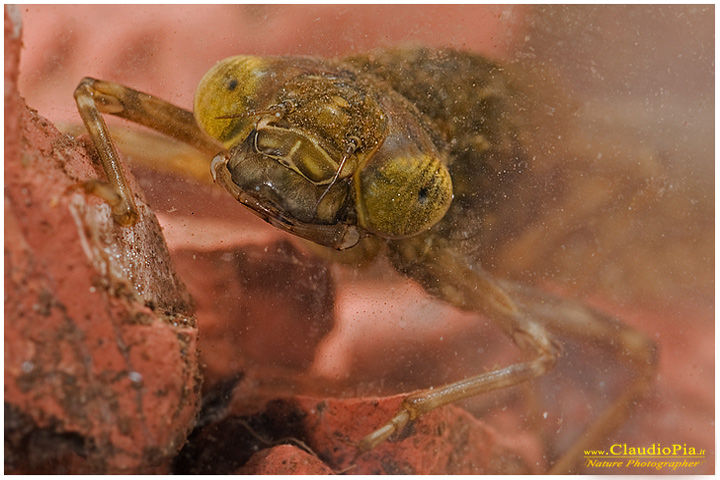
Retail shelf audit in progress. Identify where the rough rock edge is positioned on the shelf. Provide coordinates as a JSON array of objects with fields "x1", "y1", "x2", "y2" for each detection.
[{"x1": 4, "y1": 6, "x2": 201, "y2": 474}]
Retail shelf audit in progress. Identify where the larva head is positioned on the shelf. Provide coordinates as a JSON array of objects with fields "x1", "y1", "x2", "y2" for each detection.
[
  {"x1": 197, "y1": 55, "x2": 388, "y2": 249},
  {"x1": 196, "y1": 55, "x2": 452, "y2": 249}
]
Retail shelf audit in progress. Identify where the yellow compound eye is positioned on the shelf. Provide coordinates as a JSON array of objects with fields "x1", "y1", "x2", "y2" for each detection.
[
  {"x1": 356, "y1": 150, "x2": 453, "y2": 238},
  {"x1": 194, "y1": 55, "x2": 271, "y2": 146}
]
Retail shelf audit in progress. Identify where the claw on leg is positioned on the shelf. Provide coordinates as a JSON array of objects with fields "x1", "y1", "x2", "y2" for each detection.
[
  {"x1": 68, "y1": 179, "x2": 138, "y2": 225},
  {"x1": 357, "y1": 409, "x2": 411, "y2": 452}
]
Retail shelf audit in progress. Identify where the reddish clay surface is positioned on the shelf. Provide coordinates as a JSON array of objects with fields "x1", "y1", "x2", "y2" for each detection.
[
  {"x1": 174, "y1": 391, "x2": 541, "y2": 474},
  {"x1": 170, "y1": 241, "x2": 336, "y2": 390},
  {"x1": 5, "y1": 7, "x2": 201, "y2": 474},
  {"x1": 8, "y1": 4, "x2": 714, "y2": 475},
  {"x1": 237, "y1": 444, "x2": 335, "y2": 475}
]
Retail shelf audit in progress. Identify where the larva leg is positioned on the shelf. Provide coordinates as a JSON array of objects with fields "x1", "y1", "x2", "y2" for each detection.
[
  {"x1": 360, "y1": 236, "x2": 656, "y2": 473},
  {"x1": 357, "y1": 237, "x2": 561, "y2": 451},
  {"x1": 357, "y1": 317, "x2": 560, "y2": 451},
  {"x1": 73, "y1": 78, "x2": 222, "y2": 224},
  {"x1": 497, "y1": 280, "x2": 657, "y2": 473}
]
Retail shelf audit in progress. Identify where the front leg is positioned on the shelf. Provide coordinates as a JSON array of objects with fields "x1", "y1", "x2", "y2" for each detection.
[{"x1": 74, "y1": 78, "x2": 223, "y2": 224}]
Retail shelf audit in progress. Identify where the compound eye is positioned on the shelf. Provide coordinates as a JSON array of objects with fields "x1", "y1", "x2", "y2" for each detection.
[
  {"x1": 193, "y1": 55, "x2": 270, "y2": 145},
  {"x1": 356, "y1": 151, "x2": 453, "y2": 238}
]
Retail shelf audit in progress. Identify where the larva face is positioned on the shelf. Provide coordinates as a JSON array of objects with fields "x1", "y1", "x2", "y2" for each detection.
[{"x1": 195, "y1": 54, "x2": 453, "y2": 250}]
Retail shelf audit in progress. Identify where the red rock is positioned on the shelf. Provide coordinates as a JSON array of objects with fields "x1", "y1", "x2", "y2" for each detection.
[
  {"x1": 173, "y1": 385, "x2": 542, "y2": 475},
  {"x1": 296, "y1": 394, "x2": 540, "y2": 474},
  {"x1": 4, "y1": 6, "x2": 201, "y2": 474},
  {"x1": 171, "y1": 241, "x2": 336, "y2": 391},
  {"x1": 238, "y1": 444, "x2": 334, "y2": 475}
]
